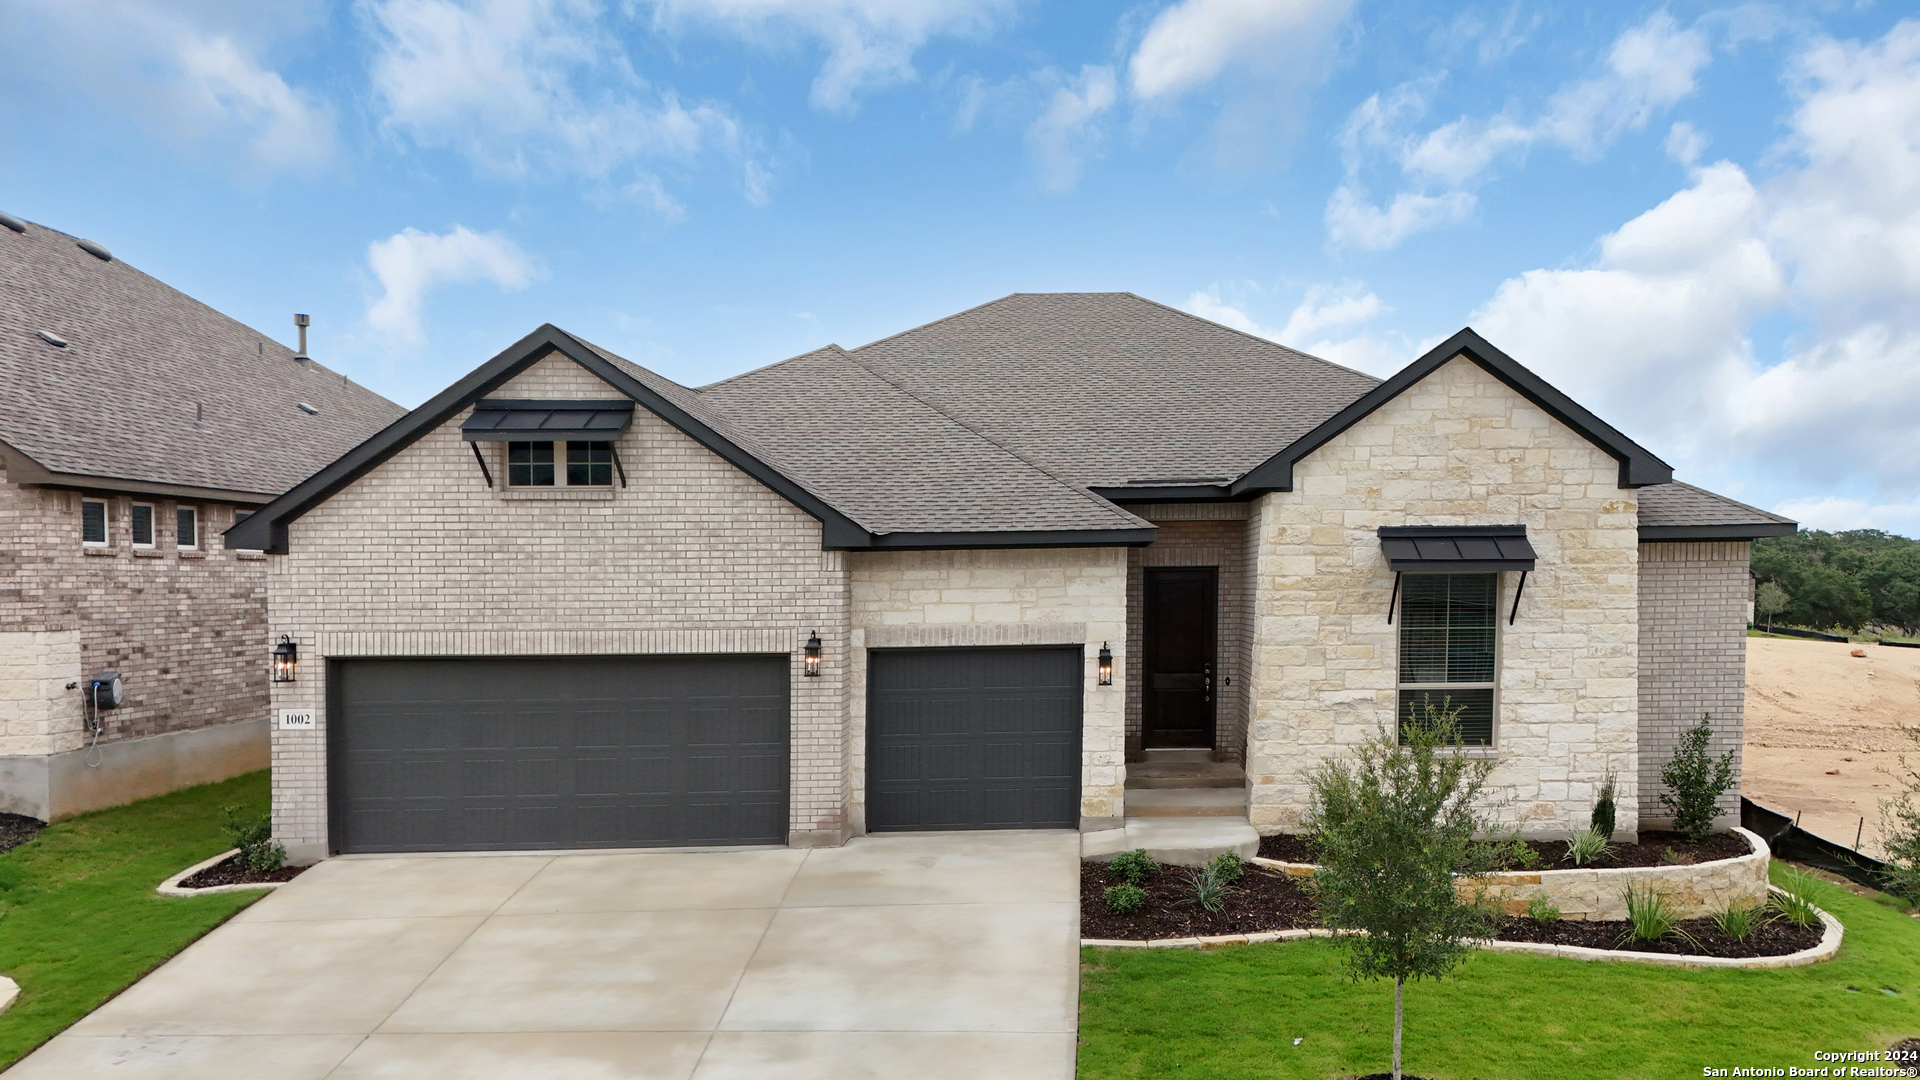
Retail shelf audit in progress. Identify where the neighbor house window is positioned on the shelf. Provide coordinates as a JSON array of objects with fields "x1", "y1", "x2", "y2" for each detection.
[
  {"x1": 1397, "y1": 572, "x2": 1497, "y2": 746},
  {"x1": 508, "y1": 441, "x2": 613, "y2": 487},
  {"x1": 130, "y1": 503, "x2": 155, "y2": 548},
  {"x1": 176, "y1": 506, "x2": 198, "y2": 550},
  {"x1": 81, "y1": 499, "x2": 108, "y2": 546}
]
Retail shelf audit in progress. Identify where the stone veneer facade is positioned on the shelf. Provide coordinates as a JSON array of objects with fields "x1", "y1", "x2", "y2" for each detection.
[
  {"x1": 0, "y1": 459, "x2": 268, "y2": 819},
  {"x1": 847, "y1": 548, "x2": 1128, "y2": 830},
  {"x1": 1245, "y1": 356, "x2": 1641, "y2": 839},
  {"x1": 1637, "y1": 541, "x2": 1750, "y2": 829}
]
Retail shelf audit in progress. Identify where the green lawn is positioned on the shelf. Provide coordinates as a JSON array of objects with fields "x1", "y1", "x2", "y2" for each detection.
[
  {"x1": 1080, "y1": 863, "x2": 1920, "y2": 1079},
  {"x1": 0, "y1": 771, "x2": 270, "y2": 1069}
]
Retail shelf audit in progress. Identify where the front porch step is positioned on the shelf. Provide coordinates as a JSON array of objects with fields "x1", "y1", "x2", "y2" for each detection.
[
  {"x1": 1082, "y1": 818, "x2": 1259, "y2": 867},
  {"x1": 1124, "y1": 787, "x2": 1248, "y2": 818},
  {"x1": 1138, "y1": 748, "x2": 1213, "y2": 764},
  {"x1": 1126, "y1": 759, "x2": 1245, "y2": 789}
]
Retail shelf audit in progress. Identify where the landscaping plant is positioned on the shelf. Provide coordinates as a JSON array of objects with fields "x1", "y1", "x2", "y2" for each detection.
[
  {"x1": 1621, "y1": 884, "x2": 1695, "y2": 948},
  {"x1": 1526, "y1": 895, "x2": 1561, "y2": 925},
  {"x1": 1713, "y1": 901, "x2": 1760, "y2": 943},
  {"x1": 1108, "y1": 848, "x2": 1158, "y2": 887},
  {"x1": 1769, "y1": 868, "x2": 1827, "y2": 929},
  {"x1": 1590, "y1": 765, "x2": 1617, "y2": 840},
  {"x1": 1658, "y1": 715, "x2": 1737, "y2": 843},
  {"x1": 1303, "y1": 702, "x2": 1499, "y2": 1080},
  {"x1": 1191, "y1": 864, "x2": 1228, "y2": 913},
  {"x1": 1103, "y1": 883, "x2": 1147, "y2": 915},
  {"x1": 219, "y1": 803, "x2": 287, "y2": 874},
  {"x1": 1565, "y1": 826, "x2": 1611, "y2": 867}
]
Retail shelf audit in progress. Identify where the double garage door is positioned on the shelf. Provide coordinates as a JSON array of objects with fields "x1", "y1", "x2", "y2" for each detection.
[
  {"x1": 327, "y1": 647, "x2": 1082, "y2": 853},
  {"x1": 329, "y1": 656, "x2": 788, "y2": 853}
]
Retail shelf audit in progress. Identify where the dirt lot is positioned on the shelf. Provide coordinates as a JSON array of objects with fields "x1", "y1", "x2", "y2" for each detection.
[{"x1": 1743, "y1": 636, "x2": 1920, "y2": 856}]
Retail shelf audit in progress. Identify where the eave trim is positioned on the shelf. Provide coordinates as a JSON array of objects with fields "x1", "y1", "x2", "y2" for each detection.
[
  {"x1": 1231, "y1": 327, "x2": 1674, "y2": 496},
  {"x1": 844, "y1": 527, "x2": 1159, "y2": 551},
  {"x1": 0, "y1": 438, "x2": 276, "y2": 504},
  {"x1": 1638, "y1": 523, "x2": 1797, "y2": 541}
]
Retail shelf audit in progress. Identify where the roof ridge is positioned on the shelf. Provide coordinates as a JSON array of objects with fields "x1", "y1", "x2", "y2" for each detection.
[
  {"x1": 697, "y1": 344, "x2": 844, "y2": 392},
  {"x1": 825, "y1": 344, "x2": 1146, "y2": 529},
  {"x1": 1122, "y1": 292, "x2": 1383, "y2": 383}
]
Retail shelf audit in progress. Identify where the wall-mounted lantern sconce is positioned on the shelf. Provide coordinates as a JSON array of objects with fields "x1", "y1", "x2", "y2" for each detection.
[
  {"x1": 1097, "y1": 642, "x2": 1113, "y2": 686},
  {"x1": 803, "y1": 631, "x2": 822, "y2": 677},
  {"x1": 272, "y1": 634, "x2": 298, "y2": 683}
]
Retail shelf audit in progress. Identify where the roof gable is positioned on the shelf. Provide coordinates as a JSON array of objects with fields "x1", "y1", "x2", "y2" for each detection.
[{"x1": 1231, "y1": 327, "x2": 1673, "y2": 495}]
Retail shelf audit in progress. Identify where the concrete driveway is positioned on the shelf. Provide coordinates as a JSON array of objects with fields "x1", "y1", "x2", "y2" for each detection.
[{"x1": 10, "y1": 832, "x2": 1079, "y2": 1079}]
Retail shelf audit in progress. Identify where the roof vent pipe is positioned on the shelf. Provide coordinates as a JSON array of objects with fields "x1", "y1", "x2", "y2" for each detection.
[
  {"x1": 0, "y1": 211, "x2": 25, "y2": 233},
  {"x1": 294, "y1": 313, "x2": 310, "y2": 360}
]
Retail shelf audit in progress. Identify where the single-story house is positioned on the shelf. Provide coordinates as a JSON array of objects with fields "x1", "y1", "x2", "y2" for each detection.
[
  {"x1": 0, "y1": 210, "x2": 403, "y2": 820},
  {"x1": 228, "y1": 293, "x2": 1796, "y2": 863}
]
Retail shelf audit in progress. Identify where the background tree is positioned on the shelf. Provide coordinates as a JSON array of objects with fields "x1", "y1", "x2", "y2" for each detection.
[
  {"x1": 1304, "y1": 701, "x2": 1499, "y2": 1080},
  {"x1": 1754, "y1": 581, "x2": 1791, "y2": 634},
  {"x1": 1753, "y1": 529, "x2": 1919, "y2": 633}
]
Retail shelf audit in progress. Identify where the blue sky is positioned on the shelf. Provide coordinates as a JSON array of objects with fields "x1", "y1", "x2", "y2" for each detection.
[{"x1": 5, "y1": 1, "x2": 1918, "y2": 532}]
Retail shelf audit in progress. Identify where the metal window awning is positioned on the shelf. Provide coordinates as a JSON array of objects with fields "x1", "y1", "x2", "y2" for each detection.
[
  {"x1": 461, "y1": 399, "x2": 634, "y2": 442},
  {"x1": 1377, "y1": 525, "x2": 1537, "y2": 572}
]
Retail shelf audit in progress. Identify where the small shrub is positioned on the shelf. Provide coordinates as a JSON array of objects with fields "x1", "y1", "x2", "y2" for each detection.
[
  {"x1": 1659, "y1": 846, "x2": 1683, "y2": 866},
  {"x1": 1769, "y1": 869, "x2": 1826, "y2": 929},
  {"x1": 1713, "y1": 902, "x2": 1761, "y2": 942},
  {"x1": 1191, "y1": 865, "x2": 1229, "y2": 913},
  {"x1": 220, "y1": 804, "x2": 287, "y2": 874},
  {"x1": 1565, "y1": 827, "x2": 1611, "y2": 867},
  {"x1": 1482, "y1": 835, "x2": 1539, "y2": 871},
  {"x1": 1620, "y1": 884, "x2": 1695, "y2": 947},
  {"x1": 1526, "y1": 894, "x2": 1561, "y2": 925},
  {"x1": 1590, "y1": 766, "x2": 1618, "y2": 840},
  {"x1": 1109, "y1": 849, "x2": 1159, "y2": 887},
  {"x1": 1103, "y1": 883, "x2": 1148, "y2": 915},
  {"x1": 1205, "y1": 850, "x2": 1245, "y2": 885},
  {"x1": 1658, "y1": 714, "x2": 1737, "y2": 843}
]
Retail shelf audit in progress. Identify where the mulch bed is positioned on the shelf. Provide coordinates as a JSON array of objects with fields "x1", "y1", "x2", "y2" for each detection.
[
  {"x1": 1888, "y1": 1038, "x2": 1920, "y2": 1077},
  {"x1": 1257, "y1": 830, "x2": 1752, "y2": 871},
  {"x1": 0, "y1": 812, "x2": 46, "y2": 856},
  {"x1": 1079, "y1": 860, "x2": 1317, "y2": 940},
  {"x1": 178, "y1": 854, "x2": 308, "y2": 889},
  {"x1": 1492, "y1": 912, "x2": 1823, "y2": 958}
]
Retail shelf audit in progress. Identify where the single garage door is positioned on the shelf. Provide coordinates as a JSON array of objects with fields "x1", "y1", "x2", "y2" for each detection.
[
  {"x1": 867, "y1": 647, "x2": 1081, "y2": 831},
  {"x1": 329, "y1": 655, "x2": 788, "y2": 853}
]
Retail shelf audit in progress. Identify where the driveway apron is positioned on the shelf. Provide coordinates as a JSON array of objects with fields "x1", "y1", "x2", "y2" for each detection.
[{"x1": 7, "y1": 831, "x2": 1080, "y2": 1079}]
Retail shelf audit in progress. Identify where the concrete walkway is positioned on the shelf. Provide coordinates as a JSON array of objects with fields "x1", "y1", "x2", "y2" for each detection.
[{"x1": 10, "y1": 832, "x2": 1079, "y2": 1079}]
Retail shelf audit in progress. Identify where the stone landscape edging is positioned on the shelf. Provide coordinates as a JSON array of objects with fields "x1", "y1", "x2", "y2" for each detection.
[
  {"x1": 0, "y1": 975, "x2": 17, "y2": 1016},
  {"x1": 156, "y1": 849, "x2": 285, "y2": 897},
  {"x1": 1080, "y1": 887, "x2": 1845, "y2": 969},
  {"x1": 1250, "y1": 826, "x2": 1774, "y2": 922}
]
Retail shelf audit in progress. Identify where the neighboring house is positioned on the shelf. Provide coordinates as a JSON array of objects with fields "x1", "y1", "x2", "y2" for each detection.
[
  {"x1": 228, "y1": 294, "x2": 1795, "y2": 864},
  {"x1": 0, "y1": 212, "x2": 404, "y2": 821}
]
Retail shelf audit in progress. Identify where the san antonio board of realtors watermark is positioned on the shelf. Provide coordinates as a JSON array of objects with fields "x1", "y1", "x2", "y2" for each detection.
[{"x1": 1701, "y1": 1049, "x2": 1919, "y2": 1076}]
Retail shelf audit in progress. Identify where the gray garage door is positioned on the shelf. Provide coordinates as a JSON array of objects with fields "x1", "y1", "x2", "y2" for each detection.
[
  {"x1": 867, "y1": 647, "x2": 1081, "y2": 831},
  {"x1": 329, "y1": 655, "x2": 788, "y2": 853}
]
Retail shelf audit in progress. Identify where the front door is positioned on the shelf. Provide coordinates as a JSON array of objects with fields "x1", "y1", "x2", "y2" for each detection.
[{"x1": 1142, "y1": 567, "x2": 1217, "y2": 749}]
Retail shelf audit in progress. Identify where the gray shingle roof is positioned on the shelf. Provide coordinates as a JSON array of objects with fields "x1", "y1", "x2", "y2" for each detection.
[
  {"x1": 697, "y1": 345, "x2": 1148, "y2": 535},
  {"x1": 845, "y1": 292, "x2": 1382, "y2": 487},
  {"x1": 1637, "y1": 482, "x2": 1796, "y2": 531},
  {"x1": 0, "y1": 216, "x2": 403, "y2": 496}
]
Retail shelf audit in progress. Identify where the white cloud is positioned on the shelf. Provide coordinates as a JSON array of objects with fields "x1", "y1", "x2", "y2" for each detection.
[
  {"x1": 644, "y1": 0, "x2": 1013, "y2": 113},
  {"x1": 1128, "y1": 0, "x2": 1356, "y2": 101},
  {"x1": 365, "y1": 226, "x2": 544, "y2": 343},
  {"x1": 7, "y1": 0, "x2": 336, "y2": 172},
  {"x1": 1185, "y1": 281, "x2": 1404, "y2": 375},
  {"x1": 1026, "y1": 66, "x2": 1117, "y2": 192},
  {"x1": 1468, "y1": 20, "x2": 1920, "y2": 513},
  {"x1": 365, "y1": 0, "x2": 765, "y2": 205},
  {"x1": 1773, "y1": 496, "x2": 1920, "y2": 536},
  {"x1": 1279, "y1": 282, "x2": 1389, "y2": 342},
  {"x1": 1330, "y1": 11, "x2": 1711, "y2": 250}
]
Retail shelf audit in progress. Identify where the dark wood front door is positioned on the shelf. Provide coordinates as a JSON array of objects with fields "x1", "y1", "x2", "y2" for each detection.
[{"x1": 1142, "y1": 567, "x2": 1217, "y2": 749}]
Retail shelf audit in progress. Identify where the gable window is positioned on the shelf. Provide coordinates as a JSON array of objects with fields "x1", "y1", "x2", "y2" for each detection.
[
  {"x1": 177, "y1": 506, "x2": 198, "y2": 550},
  {"x1": 130, "y1": 503, "x2": 156, "y2": 549},
  {"x1": 81, "y1": 499, "x2": 108, "y2": 546},
  {"x1": 507, "y1": 441, "x2": 614, "y2": 487},
  {"x1": 507, "y1": 442, "x2": 555, "y2": 486},
  {"x1": 1397, "y1": 572, "x2": 1497, "y2": 746}
]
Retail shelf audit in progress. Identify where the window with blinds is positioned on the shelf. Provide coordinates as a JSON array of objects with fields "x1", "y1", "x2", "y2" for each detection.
[{"x1": 1397, "y1": 572, "x2": 1498, "y2": 745}]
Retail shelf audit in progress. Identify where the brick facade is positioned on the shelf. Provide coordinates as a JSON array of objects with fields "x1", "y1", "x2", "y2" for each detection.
[
  {"x1": 1245, "y1": 357, "x2": 1641, "y2": 839},
  {"x1": 267, "y1": 355, "x2": 852, "y2": 857},
  {"x1": 1637, "y1": 540, "x2": 1749, "y2": 829},
  {"x1": 0, "y1": 461, "x2": 267, "y2": 760}
]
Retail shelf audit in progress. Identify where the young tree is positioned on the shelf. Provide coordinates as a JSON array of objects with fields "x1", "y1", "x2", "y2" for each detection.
[
  {"x1": 1658, "y1": 715, "x2": 1737, "y2": 843},
  {"x1": 1304, "y1": 700, "x2": 1499, "y2": 1080},
  {"x1": 1754, "y1": 581, "x2": 1791, "y2": 634}
]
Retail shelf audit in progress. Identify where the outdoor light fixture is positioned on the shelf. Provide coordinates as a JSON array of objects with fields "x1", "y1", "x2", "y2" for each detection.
[
  {"x1": 803, "y1": 631, "x2": 822, "y2": 677},
  {"x1": 271, "y1": 635, "x2": 298, "y2": 683},
  {"x1": 1097, "y1": 642, "x2": 1113, "y2": 686}
]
